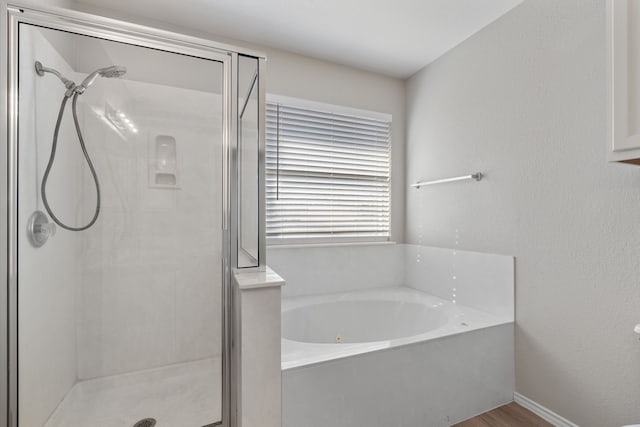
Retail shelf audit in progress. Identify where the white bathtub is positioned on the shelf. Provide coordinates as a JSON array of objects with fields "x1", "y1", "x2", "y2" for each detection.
[
  {"x1": 274, "y1": 244, "x2": 515, "y2": 427},
  {"x1": 282, "y1": 286, "x2": 509, "y2": 369},
  {"x1": 281, "y1": 287, "x2": 514, "y2": 427}
]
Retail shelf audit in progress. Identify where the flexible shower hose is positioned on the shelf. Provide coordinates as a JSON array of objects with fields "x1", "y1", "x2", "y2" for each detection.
[{"x1": 41, "y1": 92, "x2": 100, "y2": 231}]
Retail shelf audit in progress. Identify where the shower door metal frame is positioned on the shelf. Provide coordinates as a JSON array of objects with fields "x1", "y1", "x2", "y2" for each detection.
[{"x1": 0, "y1": 2, "x2": 265, "y2": 426}]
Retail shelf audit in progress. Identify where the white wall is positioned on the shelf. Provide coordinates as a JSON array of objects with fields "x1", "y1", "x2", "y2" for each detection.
[
  {"x1": 406, "y1": 1, "x2": 640, "y2": 425},
  {"x1": 39, "y1": 0, "x2": 74, "y2": 7},
  {"x1": 69, "y1": 1, "x2": 407, "y2": 243}
]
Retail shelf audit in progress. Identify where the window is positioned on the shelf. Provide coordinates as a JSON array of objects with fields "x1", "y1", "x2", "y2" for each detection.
[{"x1": 266, "y1": 98, "x2": 391, "y2": 244}]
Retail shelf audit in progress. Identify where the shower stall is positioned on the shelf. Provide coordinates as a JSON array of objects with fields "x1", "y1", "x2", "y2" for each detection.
[{"x1": 0, "y1": 3, "x2": 266, "y2": 426}]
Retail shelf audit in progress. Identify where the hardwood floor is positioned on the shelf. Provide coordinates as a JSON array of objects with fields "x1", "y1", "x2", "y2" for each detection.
[{"x1": 452, "y1": 403, "x2": 553, "y2": 427}]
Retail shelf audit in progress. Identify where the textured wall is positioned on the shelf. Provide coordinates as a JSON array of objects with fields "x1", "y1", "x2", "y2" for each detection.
[{"x1": 406, "y1": 1, "x2": 640, "y2": 426}]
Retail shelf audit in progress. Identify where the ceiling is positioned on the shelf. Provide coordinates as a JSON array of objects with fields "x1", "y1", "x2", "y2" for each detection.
[{"x1": 74, "y1": 0, "x2": 523, "y2": 79}]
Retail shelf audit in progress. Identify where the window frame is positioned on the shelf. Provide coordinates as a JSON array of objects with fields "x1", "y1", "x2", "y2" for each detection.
[{"x1": 265, "y1": 95, "x2": 392, "y2": 246}]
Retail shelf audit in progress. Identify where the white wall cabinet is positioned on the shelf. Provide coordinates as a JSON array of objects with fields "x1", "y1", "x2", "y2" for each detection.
[{"x1": 608, "y1": 0, "x2": 640, "y2": 163}]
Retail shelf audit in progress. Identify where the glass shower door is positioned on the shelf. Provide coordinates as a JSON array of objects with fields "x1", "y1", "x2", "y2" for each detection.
[{"x1": 16, "y1": 23, "x2": 226, "y2": 427}]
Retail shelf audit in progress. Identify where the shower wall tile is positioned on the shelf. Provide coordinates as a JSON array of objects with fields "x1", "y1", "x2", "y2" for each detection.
[
  {"x1": 77, "y1": 81, "x2": 224, "y2": 379},
  {"x1": 17, "y1": 27, "x2": 83, "y2": 427},
  {"x1": 78, "y1": 266, "x2": 176, "y2": 378},
  {"x1": 175, "y1": 253, "x2": 222, "y2": 362}
]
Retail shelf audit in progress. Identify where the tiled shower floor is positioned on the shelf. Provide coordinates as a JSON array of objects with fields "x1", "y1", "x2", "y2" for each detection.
[{"x1": 44, "y1": 357, "x2": 221, "y2": 427}]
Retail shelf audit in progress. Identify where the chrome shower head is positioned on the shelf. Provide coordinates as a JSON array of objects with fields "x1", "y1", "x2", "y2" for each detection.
[
  {"x1": 35, "y1": 61, "x2": 127, "y2": 96},
  {"x1": 77, "y1": 65, "x2": 127, "y2": 93},
  {"x1": 99, "y1": 66, "x2": 127, "y2": 78}
]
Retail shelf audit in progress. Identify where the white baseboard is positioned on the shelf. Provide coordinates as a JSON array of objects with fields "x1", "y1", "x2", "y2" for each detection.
[{"x1": 514, "y1": 392, "x2": 579, "y2": 427}]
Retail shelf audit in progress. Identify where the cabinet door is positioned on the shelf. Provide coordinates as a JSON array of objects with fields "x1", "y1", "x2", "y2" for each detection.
[{"x1": 609, "y1": 0, "x2": 640, "y2": 162}]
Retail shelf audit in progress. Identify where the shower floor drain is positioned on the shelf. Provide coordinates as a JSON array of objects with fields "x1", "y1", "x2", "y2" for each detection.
[{"x1": 133, "y1": 418, "x2": 156, "y2": 427}]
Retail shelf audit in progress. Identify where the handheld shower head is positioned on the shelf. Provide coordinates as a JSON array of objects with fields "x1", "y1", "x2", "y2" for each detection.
[
  {"x1": 77, "y1": 65, "x2": 127, "y2": 93},
  {"x1": 35, "y1": 61, "x2": 127, "y2": 96},
  {"x1": 99, "y1": 66, "x2": 127, "y2": 78}
]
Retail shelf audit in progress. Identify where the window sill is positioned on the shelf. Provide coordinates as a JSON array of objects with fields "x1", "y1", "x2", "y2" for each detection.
[{"x1": 267, "y1": 241, "x2": 397, "y2": 250}]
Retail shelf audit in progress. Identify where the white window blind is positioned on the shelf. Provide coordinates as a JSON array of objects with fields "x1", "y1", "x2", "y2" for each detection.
[{"x1": 266, "y1": 101, "x2": 391, "y2": 243}]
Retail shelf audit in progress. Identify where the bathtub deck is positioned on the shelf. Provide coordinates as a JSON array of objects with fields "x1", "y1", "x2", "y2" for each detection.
[
  {"x1": 282, "y1": 286, "x2": 512, "y2": 370},
  {"x1": 452, "y1": 403, "x2": 553, "y2": 427},
  {"x1": 44, "y1": 357, "x2": 221, "y2": 427}
]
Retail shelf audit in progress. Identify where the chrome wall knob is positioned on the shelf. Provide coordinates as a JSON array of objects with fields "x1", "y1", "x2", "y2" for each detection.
[{"x1": 27, "y1": 210, "x2": 56, "y2": 248}]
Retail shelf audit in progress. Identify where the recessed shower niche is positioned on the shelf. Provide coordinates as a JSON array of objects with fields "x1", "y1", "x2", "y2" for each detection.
[{"x1": 149, "y1": 134, "x2": 179, "y2": 188}]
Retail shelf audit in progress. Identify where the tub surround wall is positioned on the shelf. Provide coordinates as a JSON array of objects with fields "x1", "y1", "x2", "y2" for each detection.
[
  {"x1": 270, "y1": 244, "x2": 514, "y2": 321},
  {"x1": 405, "y1": 1, "x2": 637, "y2": 425},
  {"x1": 268, "y1": 244, "x2": 404, "y2": 298},
  {"x1": 404, "y1": 245, "x2": 514, "y2": 320}
]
